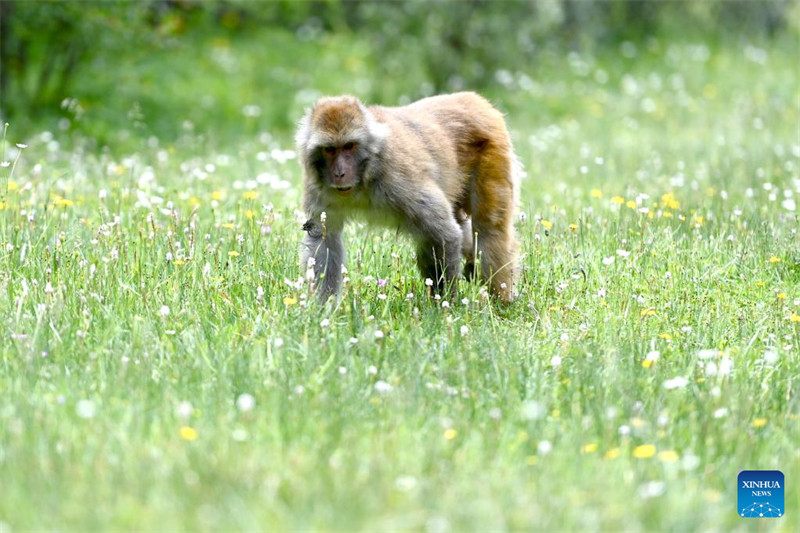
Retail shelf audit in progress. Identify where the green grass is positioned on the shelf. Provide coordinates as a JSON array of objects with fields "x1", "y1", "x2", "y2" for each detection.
[{"x1": 1, "y1": 30, "x2": 799, "y2": 531}]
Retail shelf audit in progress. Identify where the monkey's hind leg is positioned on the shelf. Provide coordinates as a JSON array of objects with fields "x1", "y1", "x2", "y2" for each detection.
[
  {"x1": 471, "y1": 147, "x2": 520, "y2": 303},
  {"x1": 458, "y1": 213, "x2": 477, "y2": 281}
]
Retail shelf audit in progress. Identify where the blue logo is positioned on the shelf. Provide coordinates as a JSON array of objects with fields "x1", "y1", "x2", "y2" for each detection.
[{"x1": 738, "y1": 470, "x2": 784, "y2": 518}]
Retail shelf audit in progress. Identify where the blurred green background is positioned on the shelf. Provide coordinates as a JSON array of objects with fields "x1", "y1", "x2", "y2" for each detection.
[{"x1": 1, "y1": 0, "x2": 797, "y2": 149}]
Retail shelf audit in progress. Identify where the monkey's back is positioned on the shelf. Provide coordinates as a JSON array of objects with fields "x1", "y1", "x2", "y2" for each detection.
[{"x1": 369, "y1": 92, "x2": 512, "y2": 205}]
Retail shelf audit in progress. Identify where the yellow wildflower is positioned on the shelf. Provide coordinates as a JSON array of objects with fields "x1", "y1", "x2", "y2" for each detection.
[
  {"x1": 54, "y1": 197, "x2": 74, "y2": 207},
  {"x1": 580, "y1": 443, "x2": 598, "y2": 454},
  {"x1": 611, "y1": 196, "x2": 625, "y2": 205},
  {"x1": 444, "y1": 428, "x2": 458, "y2": 440},
  {"x1": 658, "y1": 450, "x2": 679, "y2": 463},
  {"x1": 540, "y1": 219, "x2": 553, "y2": 230},
  {"x1": 769, "y1": 256, "x2": 780, "y2": 264},
  {"x1": 228, "y1": 251, "x2": 239, "y2": 257},
  {"x1": 179, "y1": 426, "x2": 198, "y2": 441},
  {"x1": 212, "y1": 190, "x2": 224, "y2": 201},
  {"x1": 777, "y1": 293, "x2": 786, "y2": 300},
  {"x1": 633, "y1": 444, "x2": 656, "y2": 458},
  {"x1": 569, "y1": 223, "x2": 578, "y2": 232},
  {"x1": 283, "y1": 297, "x2": 297, "y2": 306},
  {"x1": 221, "y1": 222, "x2": 236, "y2": 229},
  {"x1": 591, "y1": 189, "x2": 603, "y2": 198},
  {"x1": 243, "y1": 190, "x2": 259, "y2": 200},
  {"x1": 661, "y1": 192, "x2": 680, "y2": 210},
  {"x1": 752, "y1": 418, "x2": 768, "y2": 428},
  {"x1": 604, "y1": 448, "x2": 620, "y2": 460},
  {"x1": 790, "y1": 314, "x2": 800, "y2": 323},
  {"x1": 626, "y1": 200, "x2": 637, "y2": 209}
]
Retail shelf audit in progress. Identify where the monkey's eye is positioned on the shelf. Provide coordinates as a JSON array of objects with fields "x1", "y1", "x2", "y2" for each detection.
[
  {"x1": 323, "y1": 146, "x2": 336, "y2": 155},
  {"x1": 343, "y1": 142, "x2": 356, "y2": 151}
]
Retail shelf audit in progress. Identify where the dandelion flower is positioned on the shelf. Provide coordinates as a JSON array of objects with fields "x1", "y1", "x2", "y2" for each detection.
[
  {"x1": 177, "y1": 401, "x2": 193, "y2": 419},
  {"x1": 159, "y1": 305, "x2": 171, "y2": 317},
  {"x1": 236, "y1": 393, "x2": 255, "y2": 412},
  {"x1": 444, "y1": 428, "x2": 458, "y2": 440},
  {"x1": 374, "y1": 380, "x2": 393, "y2": 393},
  {"x1": 663, "y1": 376, "x2": 688, "y2": 390},
  {"x1": 611, "y1": 196, "x2": 625, "y2": 205},
  {"x1": 180, "y1": 426, "x2": 198, "y2": 441},
  {"x1": 75, "y1": 400, "x2": 97, "y2": 419},
  {"x1": 658, "y1": 450, "x2": 679, "y2": 463},
  {"x1": 243, "y1": 191, "x2": 258, "y2": 200},
  {"x1": 752, "y1": 418, "x2": 768, "y2": 428},
  {"x1": 769, "y1": 256, "x2": 781, "y2": 263},
  {"x1": 537, "y1": 440, "x2": 553, "y2": 455},
  {"x1": 580, "y1": 443, "x2": 599, "y2": 454},
  {"x1": 540, "y1": 219, "x2": 553, "y2": 230},
  {"x1": 633, "y1": 444, "x2": 656, "y2": 458},
  {"x1": 604, "y1": 448, "x2": 621, "y2": 460}
]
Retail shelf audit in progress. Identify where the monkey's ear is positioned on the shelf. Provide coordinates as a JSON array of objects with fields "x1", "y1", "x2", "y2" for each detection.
[
  {"x1": 295, "y1": 109, "x2": 313, "y2": 152},
  {"x1": 361, "y1": 105, "x2": 389, "y2": 152}
]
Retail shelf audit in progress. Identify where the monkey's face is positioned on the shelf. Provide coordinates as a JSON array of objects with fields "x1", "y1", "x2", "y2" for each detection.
[
  {"x1": 297, "y1": 96, "x2": 388, "y2": 197},
  {"x1": 314, "y1": 141, "x2": 362, "y2": 195}
]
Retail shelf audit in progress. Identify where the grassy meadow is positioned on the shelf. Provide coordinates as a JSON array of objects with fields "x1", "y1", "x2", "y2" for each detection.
[{"x1": 1, "y1": 21, "x2": 799, "y2": 532}]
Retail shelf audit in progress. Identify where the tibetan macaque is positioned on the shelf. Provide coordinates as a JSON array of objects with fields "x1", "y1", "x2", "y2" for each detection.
[{"x1": 296, "y1": 92, "x2": 521, "y2": 303}]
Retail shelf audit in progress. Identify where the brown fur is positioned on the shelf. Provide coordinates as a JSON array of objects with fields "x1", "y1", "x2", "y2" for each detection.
[{"x1": 297, "y1": 92, "x2": 520, "y2": 303}]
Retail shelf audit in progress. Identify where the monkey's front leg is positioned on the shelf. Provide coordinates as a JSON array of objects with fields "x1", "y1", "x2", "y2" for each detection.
[
  {"x1": 301, "y1": 218, "x2": 345, "y2": 302},
  {"x1": 405, "y1": 191, "x2": 463, "y2": 297}
]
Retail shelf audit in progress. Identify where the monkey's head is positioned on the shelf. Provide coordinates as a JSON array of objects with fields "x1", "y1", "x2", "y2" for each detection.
[{"x1": 296, "y1": 96, "x2": 388, "y2": 196}]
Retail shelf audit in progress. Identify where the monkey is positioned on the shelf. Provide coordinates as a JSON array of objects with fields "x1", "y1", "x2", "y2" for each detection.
[{"x1": 296, "y1": 92, "x2": 521, "y2": 304}]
